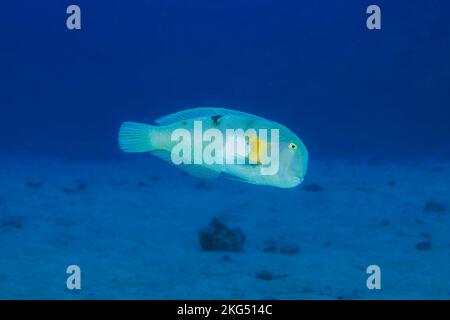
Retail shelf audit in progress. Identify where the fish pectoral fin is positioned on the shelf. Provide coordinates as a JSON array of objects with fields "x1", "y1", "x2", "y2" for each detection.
[
  {"x1": 221, "y1": 172, "x2": 251, "y2": 184},
  {"x1": 177, "y1": 164, "x2": 221, "y2": 179},
  {"x1": 150, "y1": 150, "x2": 220, "y2": 179}
]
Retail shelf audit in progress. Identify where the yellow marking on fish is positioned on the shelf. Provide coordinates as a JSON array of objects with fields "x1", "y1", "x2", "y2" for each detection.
[{"x1": 248, "y1": 134, "x2": 269, "y2": 165}]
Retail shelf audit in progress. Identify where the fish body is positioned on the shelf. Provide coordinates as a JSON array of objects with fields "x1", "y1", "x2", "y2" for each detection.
[{"x1": 118, "y1": 108, "x2": 308, "y2": 188}]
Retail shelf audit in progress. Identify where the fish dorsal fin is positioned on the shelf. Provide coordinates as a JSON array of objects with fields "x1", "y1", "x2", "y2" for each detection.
[
  {"x1": 150, "y1": 149, "x2": 220, "y2": 179},
  {"x1": 154, "y1": 107, "x2": 263, "y2": 125}
]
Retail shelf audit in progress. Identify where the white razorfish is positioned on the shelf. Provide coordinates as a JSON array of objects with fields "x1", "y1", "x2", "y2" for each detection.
[{"x1": 118, "y1": 107, "x2": 308, "y2": 188}]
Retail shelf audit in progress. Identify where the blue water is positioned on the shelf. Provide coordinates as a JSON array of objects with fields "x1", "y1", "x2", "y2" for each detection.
[{"x1": 0, "y1": 0, "x2": 449, "y2": 299}]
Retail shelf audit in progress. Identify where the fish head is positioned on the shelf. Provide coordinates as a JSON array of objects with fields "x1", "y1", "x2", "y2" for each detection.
[{"x1": 272, "y1": 127, "x2": 308, "y2": 188}]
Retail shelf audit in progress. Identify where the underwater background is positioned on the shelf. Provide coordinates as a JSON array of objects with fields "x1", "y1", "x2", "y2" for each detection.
[{"x1": 0, "y1": 0, "x2": 449, "y2": 299}]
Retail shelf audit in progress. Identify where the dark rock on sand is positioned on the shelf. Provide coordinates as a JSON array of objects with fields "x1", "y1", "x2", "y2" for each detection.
[
  {"x1": 324, "y1": 241, "x2": 333, "y2": 247},
  {"x1": 302, "y1": 183, "x2": 323, "y2": 192},
  {"x1": 424, "y1": 201, "x2": 446, "y2": 213},
  {"x1": 198, "y1": 218, "x2": 245, "y2": 252},
  {"x1": 416, "y1": 241, "x2": 432, "y2": 251}
]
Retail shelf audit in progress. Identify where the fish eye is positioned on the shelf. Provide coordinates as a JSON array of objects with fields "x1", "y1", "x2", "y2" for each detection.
[{"x1": 289, "y1": 143, "x2": 297, "y2": 150}]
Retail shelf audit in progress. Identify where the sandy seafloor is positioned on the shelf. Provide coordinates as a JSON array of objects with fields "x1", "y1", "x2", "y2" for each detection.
[{"x1": 0, "y1": 154, "x2": 449, "y2": 299}]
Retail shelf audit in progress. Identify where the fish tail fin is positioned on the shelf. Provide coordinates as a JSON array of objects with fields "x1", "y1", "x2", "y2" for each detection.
[{"x1": 118, "y1": 122, "x2": 155, "y2": 153}]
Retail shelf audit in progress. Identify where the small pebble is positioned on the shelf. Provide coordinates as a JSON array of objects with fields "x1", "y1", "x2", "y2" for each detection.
[
  {"x1": 279, "y1": 244, "x2": 300, "y2": 255},
  {"x1": 61, "y1": 180, "x2": 87, "y2": 194},
  {"x1": 263, "y1": 240, "x2": 300, "y2": 255},
  {"x1": 263, "y1": 240, "x2": 278, "y2": 253},
  {"x1": 26, "y1": 180, "x2": 44, "y2": 189},
  {"x1": 378, "y1": 219, "x2": 391, "y2": 227},
  {"x1": 256, "y1": 270, "x2": 275, "y2": 281},
  {"x1": 302, "y1": 183, "x2": 323, "y2": 192},
  {"x1": 195, "y1": 181, "x2": 211, "y2": 190}
]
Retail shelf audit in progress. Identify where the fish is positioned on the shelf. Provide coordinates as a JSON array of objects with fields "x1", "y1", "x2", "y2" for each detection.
[{"x1": 118, "y1": 107, "x2": 308, "y2": 188}]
